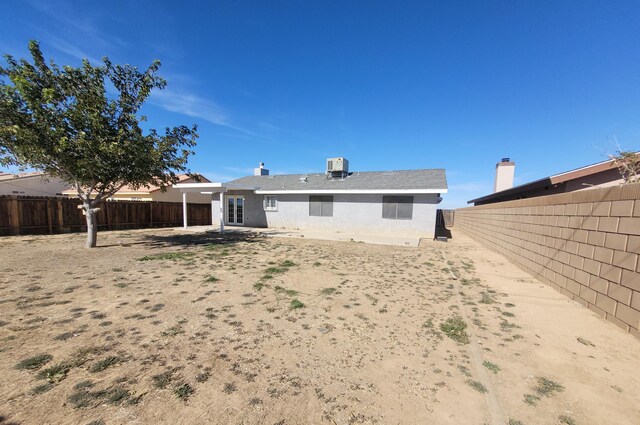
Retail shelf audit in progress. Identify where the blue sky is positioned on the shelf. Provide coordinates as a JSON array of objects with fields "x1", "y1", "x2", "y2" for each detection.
[{"x1": 1, "y1": 0, "x2": 639, "y2": 208}]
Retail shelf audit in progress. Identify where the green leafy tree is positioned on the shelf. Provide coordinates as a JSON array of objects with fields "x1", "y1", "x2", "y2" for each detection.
[{"x1": 0, "y1": 41, "x2": 198, "y2": 247}]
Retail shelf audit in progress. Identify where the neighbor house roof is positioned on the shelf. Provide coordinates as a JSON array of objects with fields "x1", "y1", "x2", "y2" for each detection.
[
  {"x1": 225, "y1": 169, "x2": 447, "y2": 194},
  {"x1": 0, "y1": 171, "x2": 48, "y2": 181},
  {"x1": 61, "y1": 174, "x2": 210, "y2": 196},
  {"x1": 468, "y1": 157, "x2": 623, "y2": 205}
]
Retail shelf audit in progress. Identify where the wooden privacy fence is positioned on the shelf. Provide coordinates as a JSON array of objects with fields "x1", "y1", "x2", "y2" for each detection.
[{"x1": 0, "y1": 195, "x2": 212, "y2": 236}]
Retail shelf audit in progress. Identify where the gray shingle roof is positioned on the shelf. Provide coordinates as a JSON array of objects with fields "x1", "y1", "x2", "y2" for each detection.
[{"x1": 225, "y1": 169, "x2": 447, "y2": 192}]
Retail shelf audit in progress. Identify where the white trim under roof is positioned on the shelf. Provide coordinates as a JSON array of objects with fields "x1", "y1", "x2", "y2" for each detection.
[
  {"x1": 174, "y1": 182, "x2": 226, "y2": 192},
  {"x1": 255, "y1": 188, "x2": 447, "y2": 195}
]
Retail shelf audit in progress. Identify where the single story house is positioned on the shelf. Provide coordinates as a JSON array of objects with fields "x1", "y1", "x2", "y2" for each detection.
[
  {"x1": 0, "y1": 171, "x2": 72, "y2": 197},
  {"x1": 176, "y1": 158, "x2": 447, "y2": 239},
  {"x1": 468, "y1": 156, "x2": 629, "y2": 206}
]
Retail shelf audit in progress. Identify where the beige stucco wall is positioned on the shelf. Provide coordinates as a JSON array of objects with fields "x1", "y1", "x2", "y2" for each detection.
[
  {"x1": 456, "y1": 183, "x2": 640, "y2": 338},
  {"x1": 0, "y1": 175, "x2": 72, "y2": 197}
]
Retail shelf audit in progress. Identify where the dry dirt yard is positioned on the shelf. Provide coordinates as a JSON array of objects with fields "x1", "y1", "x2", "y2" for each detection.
[{"x1": 0, "y1": 228, "x2": 639, "y2": 425}]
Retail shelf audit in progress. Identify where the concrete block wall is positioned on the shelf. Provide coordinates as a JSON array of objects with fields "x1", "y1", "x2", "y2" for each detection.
[{"x1": 455, "y1": 183, "x2": 640, "y2": 337}]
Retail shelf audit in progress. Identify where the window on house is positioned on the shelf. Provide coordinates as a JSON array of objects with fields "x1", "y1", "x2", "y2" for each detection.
[
  {"x1": 264, "y1": 195, "x2": 277, "y2": 211},
  {"x1": 382, "y1": 196, "x2": 413, "y2": 220},
  {"x1": 309, "y1": 195, "x2": 333, "y2": 217}
]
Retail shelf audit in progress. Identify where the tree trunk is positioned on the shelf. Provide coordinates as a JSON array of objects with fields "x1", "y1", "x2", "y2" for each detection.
[{"x1": 84, "y1": 202, "x2": 98, "y2": 248}]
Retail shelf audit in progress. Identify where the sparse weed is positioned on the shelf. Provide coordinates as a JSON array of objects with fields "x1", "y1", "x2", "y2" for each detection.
[
  {"x1": 152, "y1": 370, "x2": 173, "y2": 389},
  {"x1": 90, "y1": 356, "x2": 123, "y2": 373},
  {"x1": 265, "y1": 266, "x2": 287, "y2": 274},
  {"x1": 559, "y1": 415, "x2": 576, "y2": 425},
  {"x1": 320, "y1": 287, "x2": 337, "y2": 296},
  {"x1": 223, "y1": 382, "x2": 237, "y2": 394},
  {"x1": 68, "y1": 388, "x2": 103, "y2": 408},
  {"x1": 37, "y1": 362, "x2": 72, "y2": 383},
  {"x1": 290, "y1": 299, "x2": 305, "y2": 309},
  {"x1": 174, "y1": 382, "x2": 194, "y2": 400},
  {"x1": 440, "y1": 316, "x2": 470, "y2": 344},
  {"x1": 196, "y1": 372, "x2": 210, "y2": 383},
  {"x1": 479, "y1": 293, "x2": 495, "y2": 304},
  {"x1": 533, "y1": 376, "x2": 564, "y2": 397},
  {"x1": 162, "y1": 325, "x2": 185, "y2": 337},
  {"x1": 15, "y1": 354, "x2": 52, "y2": 370},
  {"x1": 107, "y1": 386, "x2": 131, "y2": 405},
  {"x1": 524, "y1": 393, "x2": 540, "y2": 405},
  {"x1": 32, "y1": 383, "x2": 54, "y2": 394},
  {"x1": 274, "y1": 286, "x2": 298, "y2": 296},
  {"x1": 138, "y1": 252, "x2": 195, "y2": 261},
  {"x1": 467, "y1": 380, "x2": 487, "y2": 393},
  {"x1": 458, "y1": 365, "x2": 471, "y2": 377},
  {"x1": 482, "y1": 360, "x2": 500, "y2": 374}
]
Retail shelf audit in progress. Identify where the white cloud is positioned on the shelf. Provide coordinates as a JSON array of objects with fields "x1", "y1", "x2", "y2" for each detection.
[
  {"x1": 151, "y1": 90, "x2": 228, "y2": 125},
  {"x1": 150, "y1": 90, "x2": 266, "y2": 139},
  {"x1": 45, "y1": 36, "x2": 101, "y2": 64}
]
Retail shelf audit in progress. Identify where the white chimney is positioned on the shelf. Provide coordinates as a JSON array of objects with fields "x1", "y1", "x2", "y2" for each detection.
[
  {"x1": 254, "y1": 162, "x2": 269, "y2": 176},
  {"x1": 494, "y1": 158, "x2": 514, "y2": 192}
]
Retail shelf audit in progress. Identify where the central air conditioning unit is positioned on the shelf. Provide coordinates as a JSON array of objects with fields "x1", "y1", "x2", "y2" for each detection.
[{"x1": 326, "y1": 157, "x2": 349, "y2": 173}]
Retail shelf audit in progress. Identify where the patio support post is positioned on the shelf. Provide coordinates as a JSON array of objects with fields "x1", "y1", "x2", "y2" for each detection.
[
  {"x1": 210, "y1": 193, "x2": 216, "y2": 227},
  {"x1": 219, "y1": 191, "x2": 225, "y2": 234},
  {"x1": 182, "y1": 192, "x2": 188, "y2": 229}
]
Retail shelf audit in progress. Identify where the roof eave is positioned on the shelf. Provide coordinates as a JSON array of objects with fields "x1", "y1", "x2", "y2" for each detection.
[
  {"x1": 255, "y1": 188, "x2": 447, "y2": 195},
  {"x1": 467, "y1": 178, "x2": 552, "y2": 204}
]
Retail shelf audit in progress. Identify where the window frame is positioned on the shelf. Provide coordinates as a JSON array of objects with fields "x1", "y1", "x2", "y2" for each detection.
[
  {"x1": 263, "y1": 195, "x2": 278, "y2": 211},
  {"x1": 382, "y1": 195, "x2": 414, "y2": 220},
  {"x1": 309, "y1": 195, "x2": 333, "y2": 217}
]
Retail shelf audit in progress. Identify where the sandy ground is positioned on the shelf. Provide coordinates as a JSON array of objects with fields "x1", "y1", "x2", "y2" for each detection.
[{"x1": 0, "y1": 228, "x2": 639, "y2": 425}]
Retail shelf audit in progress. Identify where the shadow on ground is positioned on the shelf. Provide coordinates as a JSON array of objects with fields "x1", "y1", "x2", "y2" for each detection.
[
  {"x1": 94, "y1": 229, "x2": 266, "y2": 249},
  {"x1": 139, "y1": 230, "x2": 265, "y2": 249}
]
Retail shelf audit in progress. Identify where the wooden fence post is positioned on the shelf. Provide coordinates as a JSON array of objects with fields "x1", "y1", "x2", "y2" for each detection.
[
  {"x1": 105, "y1": 201, "x2": 111, "y2": 231},
  {"x1": 46, "y1": 199, "x2": 53, "y2": 234},
  {"x1": 149, "y1": 203, "x2": 153, "y2": 228},
  {"x1": 8, "y1": 196, "x2": 20, "y2": 236},
  {"x1": 56, "y1": 200, "x2": 64, "y2": 233}
]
